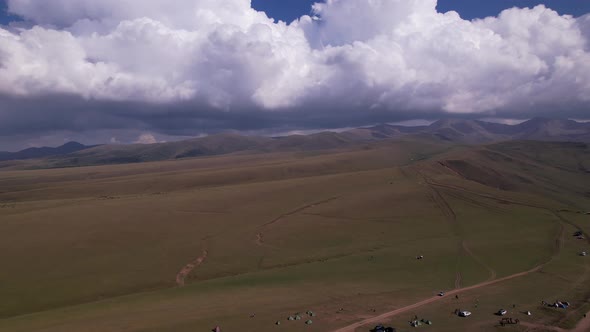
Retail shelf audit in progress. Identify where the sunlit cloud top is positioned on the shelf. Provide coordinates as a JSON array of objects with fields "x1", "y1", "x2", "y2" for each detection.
[{"x1": 0, "y1": 0, "x2": 589, "y2": 149}]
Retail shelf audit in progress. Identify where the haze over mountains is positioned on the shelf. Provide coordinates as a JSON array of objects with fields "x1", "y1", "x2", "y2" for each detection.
[
  {"x1": 0, "y1": 142, "x2": 92, "y2": 162},
  {"x1": 1, "y1": 118, "x2": 589, "y2": 168}
]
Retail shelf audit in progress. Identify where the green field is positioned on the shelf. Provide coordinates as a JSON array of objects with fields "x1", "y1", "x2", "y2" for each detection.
[{"x1": 0, "y1": 140, "x2": 589, "y2": 332}]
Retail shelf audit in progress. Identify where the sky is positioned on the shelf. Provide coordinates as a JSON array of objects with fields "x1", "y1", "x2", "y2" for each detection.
[
  {"x1": 0, "y1": 0, "x2": 589, "y2": 150},
  {"x1": 251, "y1": 0, "x2": 590, "y2": 22}
]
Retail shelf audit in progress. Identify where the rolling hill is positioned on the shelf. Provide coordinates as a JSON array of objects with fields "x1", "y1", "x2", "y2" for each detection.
[
  {"x1": 407, "y1": 118, "x2": 590, "y2": 143},
  {"x1": 0, "y1": 142, "x2": 93, "y2": 162},
  {"x1": 0, "y1": 118, "x2": 589, "y2": 169},
  {"x1": 0, "y1": 139, "x2": 589, "y2": 332}
]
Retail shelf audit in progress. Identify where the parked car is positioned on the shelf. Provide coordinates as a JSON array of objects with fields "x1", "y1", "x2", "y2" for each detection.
[
  {"x1": 497, "y1": 309, "x2": 507, "y2": 316},
  {"x1": 458, "y1": 311, "x2": 471, "y2": 317}
]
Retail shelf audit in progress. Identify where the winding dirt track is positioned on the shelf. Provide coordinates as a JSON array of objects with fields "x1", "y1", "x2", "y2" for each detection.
[
  {"x1": 255, "y1": 233, "x2": 263, "y2": 246},
  {"x1": 332, "y1": 171, "x2": 566, "y2": 332},
  {"x1": 175, "y1": 249, "x2": 208, "y2": 287},
  {"x1": 420, "y1": 169, "x2": 499, "y2": 283},
  {"x1": 332, "y1": 261, "x2": 557, "y2": 332},
  {"x1": 521, "y1": 322, "x2": 566, "y2": 331},
  {"x1": 521, "y1": 314, "x2": 590, "y2": 332},
  {"x1": 521, "y1": 322, "x2": 566, "y2": 332},
  {"x1": 454, "y1": 272, "x2": 462, "y2": 289},
  {"x1": 571, "y1": 314, "x2": 590, "y2": 332},
  {"x1": 260, "y1": 196, "x2": 340, "y2": 227},
  {"x1": 462, "y1": 240, "x2": 497, "y2": 281}
]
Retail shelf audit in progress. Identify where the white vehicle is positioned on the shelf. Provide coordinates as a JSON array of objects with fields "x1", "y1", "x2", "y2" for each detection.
[
  {"x1": 438, "y1": 291, "x2": 445, "y2": 296},
  {"x1": 581, "y1": 251, "x2": 588, "y2": 256},
  {"x1": 458, "y1": 311, "x2": 471, "y2": 317},
  {"x1": 498, "y1": 309, "x2": 507, "y2": 316}
]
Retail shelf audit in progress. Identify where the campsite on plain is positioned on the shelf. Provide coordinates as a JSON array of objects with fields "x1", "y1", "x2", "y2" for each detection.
[
  {"x1": 2, "y1": 0, "x2": 590, "y2": 330},
  {"x1": 1, "y1": 128, "x2": 589, "y2": 331}
]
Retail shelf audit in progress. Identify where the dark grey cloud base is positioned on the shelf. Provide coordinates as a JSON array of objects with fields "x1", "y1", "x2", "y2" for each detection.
[
  {"x1": 1, "y1": 93, "x2": 589, "y2": 151},
  {"x1": 0, "y1": 0, "x2": 589, "y2": 150}
]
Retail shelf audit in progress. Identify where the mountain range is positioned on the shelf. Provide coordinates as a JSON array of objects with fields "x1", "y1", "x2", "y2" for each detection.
[
  {"x1": 1, "y1": 118, "x2": 589, "y2": 168},
  {"x1": 0, "y1": 142, "x2": 92, "y2": 162}
]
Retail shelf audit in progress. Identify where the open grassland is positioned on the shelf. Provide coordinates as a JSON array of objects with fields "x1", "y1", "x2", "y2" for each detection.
[{"x1": 0, "y1": 140, "x2": 588, "y2": 332}]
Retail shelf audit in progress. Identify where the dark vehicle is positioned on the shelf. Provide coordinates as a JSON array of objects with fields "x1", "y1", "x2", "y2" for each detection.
[{"x1": 371, "y1": 325, "x2": 396, "y2": 332}]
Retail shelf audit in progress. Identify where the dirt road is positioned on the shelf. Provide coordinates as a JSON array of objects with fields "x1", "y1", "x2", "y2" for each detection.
[
  {"x1": 331, "y1": 264, "x2": 552, "y2": 332},
  {"x1": 256, "y1": 233, "x2": 263, "y2": 246},
  {"x1": 260, "y1": 196, "x2": 340, "y2": 227},
  {"x1": 333, "y1": 171, "x2": 590, "y2": 332},
  {"x1": 175, "y1": 249, "x2": 208, "y2": 287},
  {"x1": 462, "y1": 240, "x2": 497, "y2": 281},
  {"x1": 571, "y1": 313, "x2": 590, "y2": 332},
  {"x1": 521, "y1": 322, "x2": 566, "y2": 331},
  {"x1": 454, "y1": 272, "x2": 462, "y2": 289},
  {"x1": 332, "y1": 174, "x2": 566, "y2": 332},
  {"x1": 521, "y1": 314, "x2": 590, "y2": 332}
]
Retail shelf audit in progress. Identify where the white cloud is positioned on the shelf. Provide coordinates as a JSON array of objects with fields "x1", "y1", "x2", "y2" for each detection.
[
  {"x1": 135, "y1": 133, "x2": 157, "y2": 144},
  {"x1": 0, "y1": 0, "x2": 588, "y2": 129}
]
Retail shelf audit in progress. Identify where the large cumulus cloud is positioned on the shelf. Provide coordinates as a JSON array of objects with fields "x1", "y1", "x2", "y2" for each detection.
[{"x1": 1, "y1": 0, "x2": 589, "y2": 149}]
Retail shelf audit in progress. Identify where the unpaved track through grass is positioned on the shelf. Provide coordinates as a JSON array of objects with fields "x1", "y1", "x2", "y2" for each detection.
[
  {"x1": 418, "y1": 169, "x2": 485, "y2": 290},
  {"x1": 332, "y1": 172, "x2": 567, "y2": 332},
  {"x1": 521, "y1": 321, "x2": 566, "y2": 331},
  {"x1": 331, "y1": 248, "x2": 564, "y2": 332},
  {"x1": 521, "y1": 315, "x2": 590, "y2": 332},
  {"x1": 260, "y1": 196, "x2": 340, "y2": 227},
  {"x1": 461, "y1": 240, "x2": 497, "y2": 281},
  {"x1": 256, "y1": 233, "x2": 263, "y2": 246},
  {"x1": 175, "y1": 249, "x2": 208, "y2": 287},
  {"x1": 571, "y1": 314, "x2": 590, "y2": 332},
  {"x1": 454, "y1": 272, "x2": 462, "y2": 289}
]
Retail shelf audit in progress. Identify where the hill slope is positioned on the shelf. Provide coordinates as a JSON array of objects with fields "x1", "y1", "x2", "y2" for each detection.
[
  {"x1": 1, "y1": 118, "x2": 589, "y2": 169},
  {"x1": 0, "y1": 140, "x2": 588, "y2": 332},
  {"x1": 0, "y1": 142, "x2": 92, "y2": 162}
]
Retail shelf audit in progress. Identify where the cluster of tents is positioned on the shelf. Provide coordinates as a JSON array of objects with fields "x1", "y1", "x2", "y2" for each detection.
[
  {"x1": 541, "y1": 300, "x2": 570, "y2": 309},
  {"x1": 553, "y1": 301, "x2": 570, "y2": 309},
  {"x1": 410, "y1": 318, "x2": 433, "y2": 327},
  {"x1": 276, "y1": 310, "x2": 315, "y2": 326},
  {"x1": 370, "y1": 316, "x2": 432, "y2": 330}
]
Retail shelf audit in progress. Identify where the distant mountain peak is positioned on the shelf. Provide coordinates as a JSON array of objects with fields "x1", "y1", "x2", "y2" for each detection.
[
  {"x1": 2, "y1": 118, "x2": 589, "y2": 167},
  {"x1": 61, "y1": 141, "x2": 86, "y2": 148},
  {"x1": 429, "y1": 118, "x2": 478, "y2": 128},
  {"x1": 0, "y1": 141, "x2": 92, "y2": 162}
]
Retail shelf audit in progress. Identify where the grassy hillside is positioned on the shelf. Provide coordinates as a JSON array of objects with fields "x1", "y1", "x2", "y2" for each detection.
[
  {"x1": 0, "y1": 140, "x2": 588, "y2": 332},
  {"x1": 1, "y1": 118, "x2": 589, "y2": 169}
]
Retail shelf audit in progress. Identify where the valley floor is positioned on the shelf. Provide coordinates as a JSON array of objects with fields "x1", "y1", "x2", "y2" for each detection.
[{"x1": 0, "y1": 140, "x2": 589, "y2": 332}]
